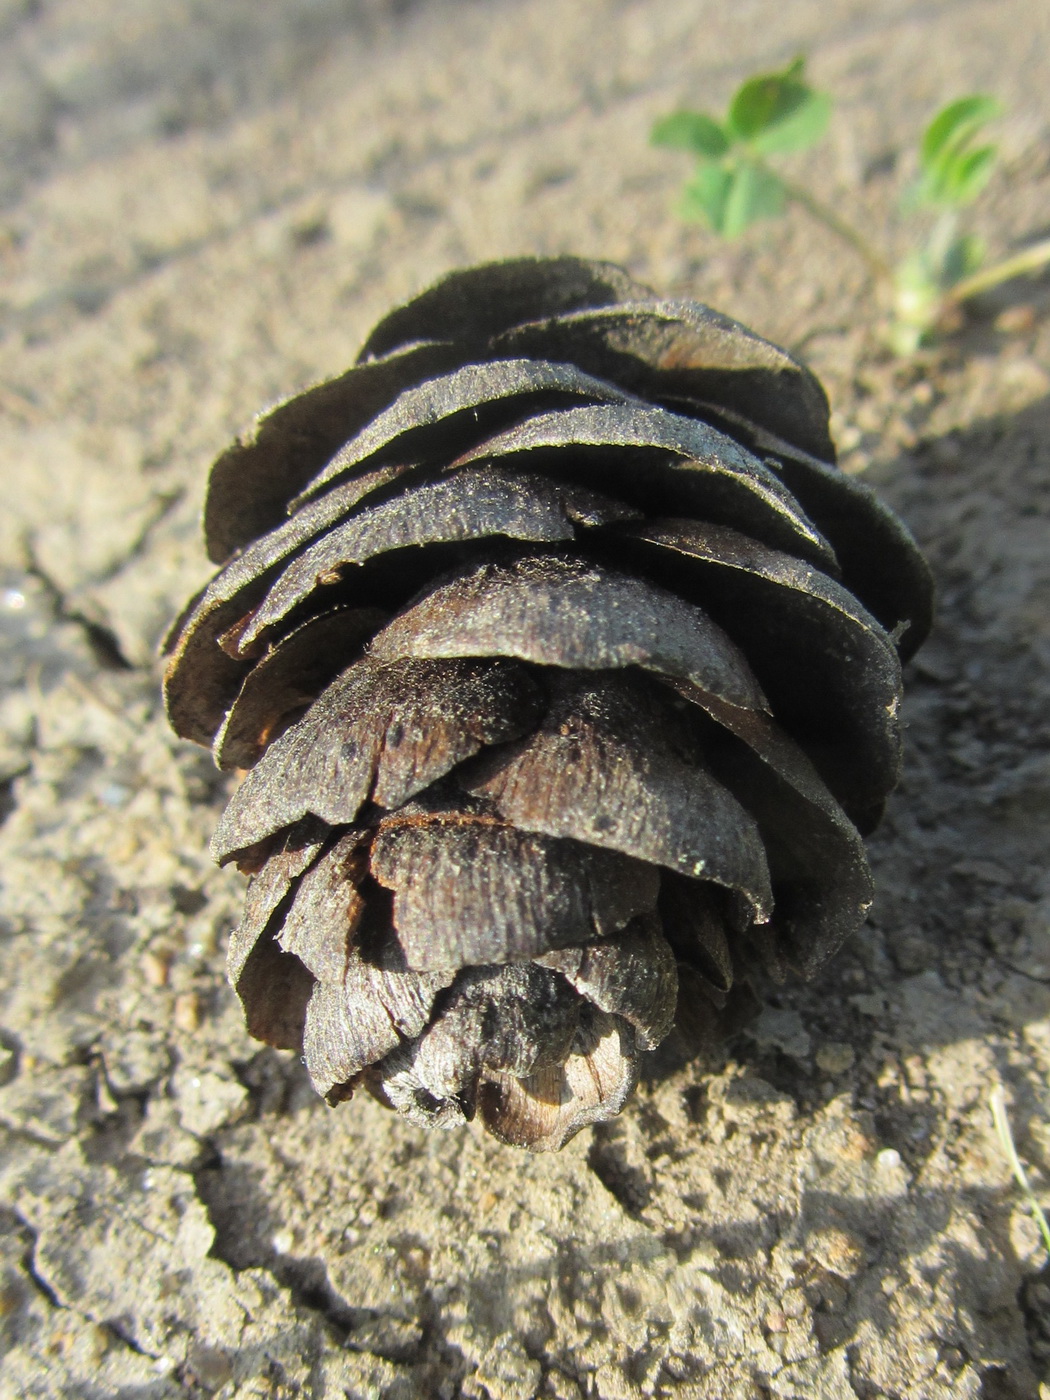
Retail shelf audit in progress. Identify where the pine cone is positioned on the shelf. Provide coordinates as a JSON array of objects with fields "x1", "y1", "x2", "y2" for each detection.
[{"x1": 164, "y1": 257, "x2": 932, "y2": 1151}]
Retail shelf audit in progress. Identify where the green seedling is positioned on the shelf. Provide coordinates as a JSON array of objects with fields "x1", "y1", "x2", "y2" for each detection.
[
  {"x1": 652, "y1": 61, "x2": 1050, "y2": 353},
  {"x1": 991, "y1": 1085, "x2": 1050, "y2": 1263},
  {"x1": 651, "y1": 59, "x2": 831, "y2": 238}
]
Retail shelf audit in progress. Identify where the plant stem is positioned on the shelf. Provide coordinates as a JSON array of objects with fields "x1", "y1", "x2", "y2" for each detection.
[
  {"x1": 774, "y1": 172, "x2": 893, "y2": 280},
  {"x1": 925, "y1": 209, "x2": 961, "y2": 285},
  {"x1": 746, "y1": 159, "x2": 1050, "y2": 344},
  {"x1": 945, "y1": 234, "x2": 1050, "y2": 306}
]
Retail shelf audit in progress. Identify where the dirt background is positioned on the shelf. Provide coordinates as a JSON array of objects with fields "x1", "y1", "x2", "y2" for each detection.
[{"x1": 1, "y1": 1, "x2": 1050, "y2": 1396}]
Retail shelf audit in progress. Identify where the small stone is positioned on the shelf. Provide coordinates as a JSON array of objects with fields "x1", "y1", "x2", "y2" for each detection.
[
  {"x1": 545, "y1": 1371, "x2": 584, "y2": 1400},
  {"x1": 98, "y1": 781, "x2": 130, "y2": 808},
  {"x1": 474, "y1": 1334, "x2": 543, "y2": 1400},
  {"x1": 173, "y1": 991, "x2": 201, "y2": 1032},
  {"x1": 876, "y1": 1148, "x2": 902, "y2": 1172},
  {"x1": 849, "y1": 992, "x2": 886, "y2": 1017},
  {"x1": 348, "y1": 1313, "x2": 424, "y2": 1363},
  {"x1": 749, "y1": 1006, "x2": 812, "y2": 1061},
  {"x1": 142, "y1": 950, "x2": 171, "y2": 988},
  {"x1": 188, "y1": 1344, "x2": 233, "y2": 1391},
  {"x1": 128, "y1": 1096, "x2": 205, "y2": 1166},
  {"x1": 0, "y1": 1065, "x2": 91, "y2": 1143},
  {"x1": 889, "y1": 929, "x2": 930, "y2": 974},
  {"x1": 102, "y1": 1030, "x2": 172, "y2": 1094},
  {"x1": 807, "y1": 1225, "x2": 865, "y2": 1278},
  {"x1": 95, "y1": 1072, "x2": 120, "y2": 1115},
  {"x1": 782, "y1": 1288, "x2": 807, "y2": 1320},
  {"x1": 995, "y1": 304, "x2": 1036, "y2": 335},
  {"x1": 173, "y1": 1065, "x2": 248, "y2": 1136},
  {"x1": 87, "y1": 1322, "x2": 112, "y2": 1360},
  {"x1": 0, "y1": 1271, "x2": 25, "y2": 1318},
  {"x1": 815, "y1": 1042, "x2": 855, "y2": 1075}
]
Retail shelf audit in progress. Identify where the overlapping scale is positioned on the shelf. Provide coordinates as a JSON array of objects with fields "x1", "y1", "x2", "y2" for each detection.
[{"x1": 599, "y1": 518, "x2": 903, "y2": 828}]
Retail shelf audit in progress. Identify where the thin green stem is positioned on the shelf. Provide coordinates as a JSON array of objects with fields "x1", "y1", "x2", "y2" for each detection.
[
  {"x1": 739, "y1": 159, "x2": 1050, "y2": 349},
  {"x1": 945, "y1": 235, "x2": 1050, "y2": 306},
  {"x1": 926, "y1": 209, "x2": 959, "y2": 276},
  {"x1": 773, "y1": 171, "x2": 893, "y2": 281}
]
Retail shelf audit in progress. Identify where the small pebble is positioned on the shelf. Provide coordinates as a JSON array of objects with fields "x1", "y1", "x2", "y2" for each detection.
[
  {"x1": 188, "y1": 1345, "x2": 233, "y2": 1390},
  {"x1": 87, "y1": 1323, "x2": 111, "y2": 1361},
  {"x1": 142, "y1": 950, "x2": 171, "y2": 988},
  {"x1": 815, "y1": 1042, "x2": 855, "y2": 1074},
  {"x1": 808, "y1": 1225, "x2": 865, "y2": 1277},
  {"x1": 876, "y1": 1148, "x2": 902, "y2": 1172},
  {"x1": 995, "y1": 304, "x2": 1036, "y2": 335},
  {"x1": 174, "y1": 992, "x2": 201, "y2": 1032},
  {"x1": 98, "y1": 782, "x2": 130, "y2": 808}
]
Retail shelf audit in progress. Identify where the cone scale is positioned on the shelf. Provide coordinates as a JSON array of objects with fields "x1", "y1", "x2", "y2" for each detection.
[{"x1": 165, "y1": 258, "x2": 932, "y2": 1150}]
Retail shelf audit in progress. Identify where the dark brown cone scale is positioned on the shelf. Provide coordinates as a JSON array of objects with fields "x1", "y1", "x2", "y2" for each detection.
[{"x1": 165, "y1": 257, "x2": 931, "y2": 1151}]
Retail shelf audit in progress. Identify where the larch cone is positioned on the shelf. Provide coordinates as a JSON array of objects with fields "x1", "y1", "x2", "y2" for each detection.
[{"x1": 164, "y1": 257, "x2": 932, "y2": 1150}]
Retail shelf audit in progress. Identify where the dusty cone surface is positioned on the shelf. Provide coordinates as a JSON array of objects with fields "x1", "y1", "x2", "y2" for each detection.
[{"x1": 164, "y1": 256, "x2": 932, "y2": 1150}]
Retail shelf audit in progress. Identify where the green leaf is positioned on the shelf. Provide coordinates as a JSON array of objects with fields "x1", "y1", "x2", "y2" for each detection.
[
  {"x1": 942, "y1": 144, "x2": 998, "y2": 205},
  {"x1": 921, "y1": 95, "x2": 1000, "y2": 170},
  {"x1": 680, "y1": 160, "x2": 786, "y2": 237},
  {"x1": 679, "y1": 162, "x2": 733, "y2": 229},
  {"x1": 726, "y1": 57, "x2": 830, "y2": 154},
  {"x1": 721, "y1": 161, "x2": 787, "y2": 236},
  {"x1": 750, "y1": 88, "x2": 830, "y2": 155},
  {"x1": 913, "y1": 94, "x2": 1001, "y2": 207},
  {"x1": 651, "y1": 110, "x2": 731, "y2": 158}
]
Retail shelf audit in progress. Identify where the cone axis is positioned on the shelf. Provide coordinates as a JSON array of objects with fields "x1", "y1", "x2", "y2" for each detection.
[{"x1": 165, "y1": 257, "x2": 931, "y2": 1150}]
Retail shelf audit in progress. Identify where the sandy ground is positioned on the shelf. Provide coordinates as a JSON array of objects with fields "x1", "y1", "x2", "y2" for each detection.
[{"x1": 1, "y1": 0, "x2": 1050, "y2": 1396}]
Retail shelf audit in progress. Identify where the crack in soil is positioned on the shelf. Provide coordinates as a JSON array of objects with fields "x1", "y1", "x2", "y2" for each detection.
[
  {"x1": 11, "y1": 1208, "x2": 162, "y2": 1364},
  {"x1": 22, "y1": 538, "x2": 134, "y2": 672}
]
